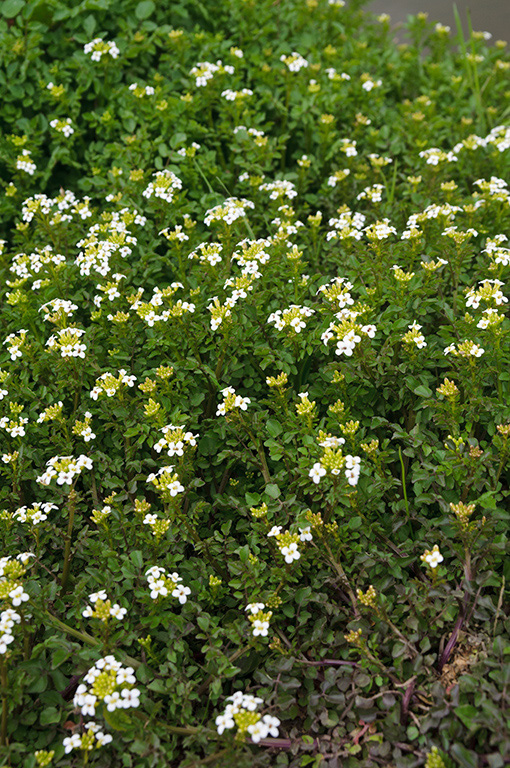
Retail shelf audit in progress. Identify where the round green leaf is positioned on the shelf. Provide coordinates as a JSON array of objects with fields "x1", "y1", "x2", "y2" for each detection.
[
  {"x1": 135, "y1": 0, "x2": 155, "y2": 19},
  {"x1": 2, "y1": 0, "x2": 25, "y2": 18}
]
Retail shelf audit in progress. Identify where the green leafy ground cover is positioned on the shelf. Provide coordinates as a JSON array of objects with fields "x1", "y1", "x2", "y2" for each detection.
[{"x1": 0, "y1": 0, "x2": 509, "y2": 766}]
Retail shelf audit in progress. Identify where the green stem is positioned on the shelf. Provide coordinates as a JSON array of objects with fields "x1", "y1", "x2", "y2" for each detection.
[
  {"x1": 0, "y1": 661, "x2": 7, "y2": 746},
  {"x1": 398, "y1": 446, "x2": 409, "y2": 519},
  {"x1": 244, "y1": 425, "x2": 271, "y2": 484},
  {"x1": 60, "y1": 489, "x2": 77, "y2": 592},
  {"x1": 44, "y1": 613, "x2": 141, "y2": 668},
  {"x1": 322, "y1": 539, "x2": 359, "y2": 618}
]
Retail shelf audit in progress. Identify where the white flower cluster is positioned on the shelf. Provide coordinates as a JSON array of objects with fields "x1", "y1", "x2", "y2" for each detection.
[
  {"x1": 36, "y1": 454, "x2": 93, "y2": 486},
  {"x1": 49, "y1": 118, "x2": 74, "y2": 137},
  {"x1": 82, "y1": 591, "x2": 127, "y2": 622},
  {"x1": 16, "y1": 149, "x2": 36, "y2": 175},
  {"x1": 465, "y1": 279, "x2": 507, "y2": 309},
  {"x1": 233, "y1": 125, "x2": 267, "y2": 146},
  {"x1": 189, "y1": 59, "x2": 234, "y2": 87},
  {"x1": 0, "y1": 555, "x2": 31, "y2": 612},
  {"x1": 63, "y1": 722, "x2": 112, "y2": 754},
  {"x1": 154, "y1": 424, "x2": 198, "y2": 457},
  {"x1": 0, "y1": 608, "x2": 21, "y2": 654},
  {"x1": 483, "y1": 235, "x2": 510, "y2": 266},
  {"x1": 73, "y1": 411, "x2": 96, "y2": 442},
  {"x1": 402, "y1": 321, "x2": 426, "y2": 349},
  {"x1": 204, "y1": 197, "x2": 254, "y2": 226},
  {"x1": 142, "y1": 169, "x2": 183, "y2": 204},
  {"x1": 245, "y1": 602, "x2": 273, "y2": 637},
  {"x1": 215, "y1": 691, "x2": 280, "y2": 743},
  {"x1": 259, "y1": 179, "x2": 297, "y2": 200},
  {"x1": 146, "y1": 466, "x2": 185, "y2": 497},
  {"x1": 361, "y1": 76, "x2": 382, "y2": 91},
  {"x1": 0, "y1": 415, "x2": 28, "y2": 438},
  {"x1": 327, "y1": 168, "x2": 350, "y2": 187},
  {"x1": 321, "y1": 315, "x2": 375, "y2": 357},
  {"x1": 39, "y1": 298, "x2": 78, "y2": 321},
  {"x1": 339, "y1": 138, "x2": 357, "y2": 157},
  {"x1": 46, "y1": 327, "x2": 86, "y2": 358},
  {"x1": 73, "y1": 656, "x2": 140, "y2": 717},
  {"x1": 280, "y1": 51, "x2": 309, "y2": 72},
  {"x1": 364, "y1": 219, "x2": 397, "y2": 240},
  {"x1": 420, "y1": 544, "x2": 444, "y2": 569},
  {"x1": 90, "y1": 369, "x2": 136, "y2": 399},
  {"x1": 357, "y1": 183, "x2": 384, "y2": 202},
  {"x1": 128, "y1": 83, "x2": 155, "y2": 97},
  {"x1": 14, "y1": 502, "x2": 57, "y2": 526},
  {"x1": 267, "y1": 304, "x2": 315, "y2": 333},
  {"x1": 216, "y1": 386, "x2": 251, "y2": 416},
  {"x1": 268, "y1": 526, "x2": 311, "y2": 563},
  {"x1": 129, "y1": 284, "x2": 195, "y2": 326},
  {"x1": 3, "y1": 330, "x2": 28, "y2": 360},
  {"x1": 309, "y1": 453, "x2": 361, "y2": 486},
  {"x1": 221, "y1": 88, "x2": 253, "y2": 101},
  {"x1": 83, "y1": 38, "x2": 120, "y2": 61},
  {"x1": 326, "y1": 209, "x2": 366, "y2": 241},
  {"x1": 145, "y1": 566, "x2": 190, "y2": 603},
  {"x1": 419, "y1": 147, "x2": 458, "y2": 165},
  {"x1": 232, "y1": 238, "x2": 271, "y2": 271},
  {"x1": 325, "y1": 67, "x2": 350, "y2": 81},
  {"x1": 444, "y1": 341, "x2": 484, "y2": 358},
  {"x1": 20, "y1": 190, "x2": 91, "y2": 226},
  {"x1": 75, "y1": 212, "x2": 140, "y2": 277},
  {"x1": 9, "y1": 246, "x2": 66, "y2": 290},
  {"x1": 188, "y1": 241, "x2": 223, "y2": 266}
]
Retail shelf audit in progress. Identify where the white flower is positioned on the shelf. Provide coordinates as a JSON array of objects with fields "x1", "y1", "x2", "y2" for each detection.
[
  {"x1": 245, "y1": 602, "x2": 265, "y2": 613},
  {"x1": 215, "y1": 713, "x2": 235, "y2": 734},
  {"x1": 262, "y1": 714, "x2": 280, "y2": 737},
  {"x1": 120, "y1": 688, "x2": 140, "y2": 708},
  {"x1": 252, "y1": 619, "x2": 270, "y2": 636},
  {"x1": 309, "y1": 462, "x2": 326, "y2": 484},
  {"x1": 63, "y1": 734, "x2": 82, "y2": 753},
  {"x1": 104, "y1": 691, "x2": 122, "y2": 711},
  {"x1": 0, "y1": 634, "x2": 14, "y2": 654},
  {"x1": 299, "y1": 526, "x2": 313, "y2": 542},
  {"x1": 281, "y1": 542, "x2": 300, "y2": 563},
  {"x1": 149, "y1": 579, "x2": 168, "y2": 599},
  {"x1": 172, "y1": 584, "x2": 191, "y2": 604},
  {"x1": 89, "y1": 590, "x2": 107, "y2": 603},
  {"x1": 247, "y1": 720, "x2": 269, "y2": 743},
  {"x1": 9, "y1": 586, "x2": 29, "y2": 606},
  {"x1": 267, "y1": 526, "x2": 282, "y2": 537},
  {"x1": 110, "y1": 604, "x2": 127, "y2": 620}
]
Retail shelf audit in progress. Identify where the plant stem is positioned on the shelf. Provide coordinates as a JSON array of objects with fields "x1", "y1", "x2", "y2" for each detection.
[
  {"x1": 322, "y1": 539, "x2": 359, "y2": 618},
  {"x1": 60, "y1": 488, "x2": 77, "y2": 592},
  {"x1": 0, "y1": 660, "x2": 7, "y2": 747},
  {"x1": 398, "y1": 446, "x2": 409, "y2": 519}
]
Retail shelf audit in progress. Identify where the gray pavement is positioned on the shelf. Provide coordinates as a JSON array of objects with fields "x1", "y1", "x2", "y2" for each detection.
[{"x1": 365, "y1": 0, "x2": 510, "y2": 43}]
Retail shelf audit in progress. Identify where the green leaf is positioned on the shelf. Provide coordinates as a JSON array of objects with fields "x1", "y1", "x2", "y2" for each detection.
[
  {"x1": 451, "y1": 743, "x2": 479, "y2": 768},
  {"x1": 264, "y1": 483, "x2": 280, "y2": 499},
  {"x1": 413, "y1": 385, "x2": 432, "y2": 398},
  {"x1": 40, "y1": 707, "x2": 60, "y2": 725},
  {"x1": 83, "y1": 13, "x2": 96, "y2": 36},
  {"x1": 135, "y1": 0, "x2": 155, "y2": 19},
  {"x1": 130, "y1": 550, "x2": 144, "y2": 569},
  {"x1": 197, "y1": 615, "x2": 210, "y2": 631},
  {"x1": 1, "y1": 0, "x2": 24, "y2": 17},
  {"x1": 266, "y1": 418, "x2": 283, "y2": 437},
  {"x1": 455, "y1": 704, "x2": 478, "y2": 729},
  {"x1": 51, "y1": 648, "x2": 70, "y2": 669}
]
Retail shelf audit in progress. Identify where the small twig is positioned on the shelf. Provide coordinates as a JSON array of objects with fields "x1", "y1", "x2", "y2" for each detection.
[
  {"x1": 296, "y1": 659, "x2": 360, "y2": 668},
  {"x1": 493, "y1": 576, "x2": 505, "y2": 636}
]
